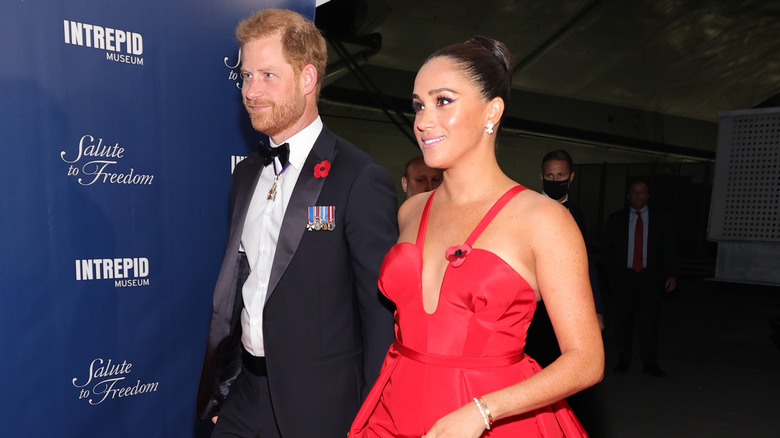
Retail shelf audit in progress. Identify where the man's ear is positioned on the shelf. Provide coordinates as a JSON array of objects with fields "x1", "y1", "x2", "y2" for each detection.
[
  {"x1": 401, "y1": 176, "x2": 408, "y2": 193},
  {"x1": 301, "y1": 64, "x2": 317, "y2": 95}
]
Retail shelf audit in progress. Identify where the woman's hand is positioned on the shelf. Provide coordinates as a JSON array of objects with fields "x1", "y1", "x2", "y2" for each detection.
[{"x1": 422, "y1": 402, "x2": 486, "y2": 438}]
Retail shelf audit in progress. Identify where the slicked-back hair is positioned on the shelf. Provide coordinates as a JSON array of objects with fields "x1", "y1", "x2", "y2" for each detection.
[{"x1": 426, "y1": 35, "x2": 514, "y2": 127}]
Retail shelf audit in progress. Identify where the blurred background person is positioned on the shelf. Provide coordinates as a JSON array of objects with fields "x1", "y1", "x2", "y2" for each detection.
[
  {"x1": 527, "y1": 149, "x2": 605, "y2": 367},
  {"x1": 401, "y1": 155, "x2": 443, "y2": 198},
  {"x1": 601, "y1": 178, "x2": 678, "y2": 378}
]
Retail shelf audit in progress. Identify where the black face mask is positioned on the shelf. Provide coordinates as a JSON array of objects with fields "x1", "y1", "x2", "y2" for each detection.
[{"x1": 543, "y1": 179, "x2": 569, "y2": 200}]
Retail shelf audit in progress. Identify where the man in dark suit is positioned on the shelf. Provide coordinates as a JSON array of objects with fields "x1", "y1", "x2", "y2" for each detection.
[
  {"x1": 525, "y1": 149, "x2": 608, "y2": 432},
  {"x1": 528, "y1": 150, "x2": 604, "y2": 366},
  {"x1": 602, "y1": 178, "x2": 677, "y2": 377},
  {"x1": 197, "y1": 9, "x2": 397, "y2": 437}
]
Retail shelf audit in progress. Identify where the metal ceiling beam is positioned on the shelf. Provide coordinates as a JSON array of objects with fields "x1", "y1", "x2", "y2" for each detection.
[{"x1": 319, "y1": 86, "x2": 715, "y2": 161}]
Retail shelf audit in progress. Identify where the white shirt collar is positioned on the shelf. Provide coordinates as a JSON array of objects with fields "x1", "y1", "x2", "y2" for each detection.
[{"x1": 268, "y1": 116, "x2": 323, "y2": 170}]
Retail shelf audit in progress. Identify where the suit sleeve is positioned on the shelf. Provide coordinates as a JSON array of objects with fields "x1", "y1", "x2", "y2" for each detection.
[
  {"x1": 196, "y1": 156, "x2": 257, "y2": 420},
  {"x1": 343, "y1": 161, "x2": 398, "y2": 398}
]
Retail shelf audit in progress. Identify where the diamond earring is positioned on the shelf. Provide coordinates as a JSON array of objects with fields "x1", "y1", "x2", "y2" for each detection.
[{"x1": 485, "y1": 122, "x2": 494, "y2": 135}]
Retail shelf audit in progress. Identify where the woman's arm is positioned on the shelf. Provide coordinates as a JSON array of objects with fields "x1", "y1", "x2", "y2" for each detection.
[{"x1": 486, "y1": 196, "x2": 603, "y2": 418}]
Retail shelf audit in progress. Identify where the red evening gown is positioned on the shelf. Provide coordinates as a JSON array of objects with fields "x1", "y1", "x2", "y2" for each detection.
[{"x1": 349, "y1": 185, "x2": 588, "y2": 437}]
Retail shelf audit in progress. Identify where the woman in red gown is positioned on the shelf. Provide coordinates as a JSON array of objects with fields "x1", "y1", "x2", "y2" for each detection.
[{"x1": 349, "y1": 36, "x2": 604, "y2": 438}]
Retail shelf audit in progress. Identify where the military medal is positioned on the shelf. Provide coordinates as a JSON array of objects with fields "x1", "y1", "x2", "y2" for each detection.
[
  {"x1": 267, "y1": 161, "x2": 291, "y2": 201},
  {"x1": 307, "y1": 206, "x2": 315, "y2": 230},
  {"x1": 267, "y1": 176, "x2": 279, "y2": 200},
  {"x1": 307, "y1": 205, "x2": 336, "y2": 231},
  {"x1": 325, "y1": 206, "x2": 335, "y2": 231}
]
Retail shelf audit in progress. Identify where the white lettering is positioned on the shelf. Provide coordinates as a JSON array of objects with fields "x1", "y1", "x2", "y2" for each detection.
[
  {"x1": 132, "y1": 33, "x2": 143, "y2": 55},
  {"x1": 102, "y1": 258, "x2": 113, "y2": 279},
  {"x1": 106, "y1": 52, "x2": 144, "y2": 65},
  {"x1": 82, "y1": 24, "x2": 94, "y2": 47},
  {"x1": 231, "y1": 155, "x2": 248, "y2": 174},
  {"x1": 70, "y1": 21, "x2": 83, "y2": 46},
  {"x1": 75, "y1": 258, "x2": 150, "y2": 282},
  {"x1": 63, "y1": 20, "x2": 144, "y2": 56},
  {"x1": 105, "y1": 28, "x2": 115, "y2": 51},
  {"x1": 61, "y1": 134, "x2": 154, "y2": 186},
  {"x1": 93, "y1": 259, "x2": 103, "y2": 279},
  {"x1": 93, "y1": 25, "x2": 105, "y2": 49},
  {"x1": 115, "y1": 278, "x2": 151, "y2": 287},
  {"x1": 114, "y1": 29, "x2": 126, "y2": 53}
]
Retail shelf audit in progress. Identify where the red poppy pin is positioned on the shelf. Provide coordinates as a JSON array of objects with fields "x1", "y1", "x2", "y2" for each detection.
[
  {"x1": 445, "y1": 244, "x2": 472, "y2": 267},
  {"x1": 314, "y1": 160, "x2": 331, "y2": 178}
]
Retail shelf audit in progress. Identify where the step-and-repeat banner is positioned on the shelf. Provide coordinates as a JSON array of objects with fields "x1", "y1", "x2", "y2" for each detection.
[{"x1": 0, "y1": 0, "x2": 311, "y2": 436}]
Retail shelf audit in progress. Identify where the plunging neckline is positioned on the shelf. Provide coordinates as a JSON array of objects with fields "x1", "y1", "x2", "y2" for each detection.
[{"x1": 415, "y1": 185, "x2": 526, "y2": 314}]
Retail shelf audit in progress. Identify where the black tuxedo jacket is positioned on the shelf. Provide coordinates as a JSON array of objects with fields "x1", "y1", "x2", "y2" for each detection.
[
  {"x1": 197, "y1": 125, "x2": 398, "y2": 437},
  {"x1": 601, "y1": 206, "x2": 678, "y2": 288}
]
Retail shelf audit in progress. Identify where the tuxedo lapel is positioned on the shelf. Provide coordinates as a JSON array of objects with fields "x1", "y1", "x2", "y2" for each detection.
[
  {"x1": 213, "y1": 155, "x2": 264, "y2": 318},
  {"x1": 266, "y1": 128, "x2": 338, "y2": 300}
]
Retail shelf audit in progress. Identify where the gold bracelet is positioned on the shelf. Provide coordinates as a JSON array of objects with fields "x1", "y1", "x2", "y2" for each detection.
[{"x1": 477, "y1": 397, "x2": 493, "y2": 425}]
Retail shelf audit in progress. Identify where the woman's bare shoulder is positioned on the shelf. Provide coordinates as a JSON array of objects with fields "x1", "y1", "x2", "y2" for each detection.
[
  {"x1": 398, "y1": 191, "x2": 433, "y2": 236},
  {"x1": 505, "y1": 187, "x2": 577, "y2": 238}
]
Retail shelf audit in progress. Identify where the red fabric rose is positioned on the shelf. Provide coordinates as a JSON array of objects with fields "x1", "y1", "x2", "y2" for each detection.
[{"x1": 314, "y1": 160, "x2": 331, "y2": 178}]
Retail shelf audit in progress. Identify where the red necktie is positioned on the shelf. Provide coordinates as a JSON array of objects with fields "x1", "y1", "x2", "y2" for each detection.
[{"x1": 633, "y1": 211, "x2": 643, "y2": 272}]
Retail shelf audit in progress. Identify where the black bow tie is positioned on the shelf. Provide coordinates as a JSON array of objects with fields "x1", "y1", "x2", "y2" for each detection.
[{"x1": 259, "y1": 141, "x2": 290, "y2": 167}]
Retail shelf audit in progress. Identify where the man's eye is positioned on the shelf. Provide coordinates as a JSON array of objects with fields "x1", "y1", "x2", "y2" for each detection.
[{"x1": 240, "y1": 72, "x2": 251, "y2": 80}]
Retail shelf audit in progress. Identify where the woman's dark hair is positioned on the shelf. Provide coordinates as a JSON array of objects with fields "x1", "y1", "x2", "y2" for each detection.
[{"x1": 426, "y1": 35, "x2": 514, "y2": 125}]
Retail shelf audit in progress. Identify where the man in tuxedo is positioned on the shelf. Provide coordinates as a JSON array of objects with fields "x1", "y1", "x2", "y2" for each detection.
[
  {"x1": 601, "y1": 178, "x2": 677, "y2": 377},
  {"x1": 400, "y1": 156, "x2": 442, "y2": 199},
  {"x1": 197, "y1": 9, "x2": 398, "y2": 437},
  {"x1": 527, "y1": 150, "x2": 604, "y2": 365}
]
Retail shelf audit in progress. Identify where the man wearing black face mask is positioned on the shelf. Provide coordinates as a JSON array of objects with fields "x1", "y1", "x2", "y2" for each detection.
[
  {"x1": 527, "y1": 150, "x2": 604, "y2": 366},
  {"x1": 524, "y1": 149, "x2": 606, "y2": 433}
]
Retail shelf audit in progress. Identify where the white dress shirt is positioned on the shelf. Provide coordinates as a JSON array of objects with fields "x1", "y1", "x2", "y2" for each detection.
[{"x1": 240, "y1": 117, "x2": 323, "y2": 356}]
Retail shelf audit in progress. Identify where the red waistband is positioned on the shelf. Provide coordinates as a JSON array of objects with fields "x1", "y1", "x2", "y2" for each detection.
[{"x1": 393, "y1": 341, "x2": 524, "y2": 368}]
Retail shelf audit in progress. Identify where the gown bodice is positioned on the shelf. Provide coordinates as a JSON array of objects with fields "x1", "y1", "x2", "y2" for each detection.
[{"x1": 379, "y1": 185, "x2": 536, "y2": 359}]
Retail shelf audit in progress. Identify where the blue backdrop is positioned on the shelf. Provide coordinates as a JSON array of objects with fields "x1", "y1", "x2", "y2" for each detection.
[{"x1": 0, "y1": 1, "x2": 312, "y2": 436}]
